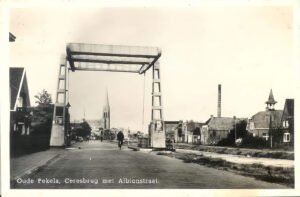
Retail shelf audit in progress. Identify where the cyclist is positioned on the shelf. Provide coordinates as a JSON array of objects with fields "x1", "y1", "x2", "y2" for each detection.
[{"x1": 117, "y1": 130, "x2": 124, "y2": 150}]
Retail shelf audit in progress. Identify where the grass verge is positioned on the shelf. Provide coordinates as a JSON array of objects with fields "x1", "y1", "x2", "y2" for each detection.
[
  {"x1": 175, "y1": 144, "x2": 294, "y2": 160},
  {"x1": 156, "y1": 151, "x2": 294, "y2": 188}
]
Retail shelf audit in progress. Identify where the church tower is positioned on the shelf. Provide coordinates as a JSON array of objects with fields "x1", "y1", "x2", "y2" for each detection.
[
  {"x1": 266, "y1": 89, "x2": 277, "y2": 111},
  {"x1": 102, "y1": 89, "x2": 110, "y2": 129}
]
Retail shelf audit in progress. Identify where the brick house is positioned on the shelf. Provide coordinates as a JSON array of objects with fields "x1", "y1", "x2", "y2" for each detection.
[
  {"x1": 247, "y1": 89, "x2": 294, "y2": 147},
  {"x1": 201, "y1": 116, "x2": 235, "y2": 145}
]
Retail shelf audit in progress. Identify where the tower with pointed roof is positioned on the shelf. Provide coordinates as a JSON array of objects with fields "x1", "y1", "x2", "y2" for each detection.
[
  {"x1": 266, "y1": 89, "x2": 277, "y2": 111},
  {"x1": 102, "y1": 89, "x2": 110, "y2": 129}
]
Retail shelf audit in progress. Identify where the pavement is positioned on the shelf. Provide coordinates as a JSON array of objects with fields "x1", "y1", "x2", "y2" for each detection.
[
  {"x1": 10, "y1": 141, "x2": 289, "y2": 189},
  {"x1": 10, "y1": 148, "x2": 66, "y2": 181}
]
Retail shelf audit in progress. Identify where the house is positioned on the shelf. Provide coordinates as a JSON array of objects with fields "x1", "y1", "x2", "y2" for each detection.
[
  {"x1": 182, "y1": 121, "x2": 203, "y2": 144},
  {"x1": 281, "y1": 99, "x2": 294, "y2": 146},
  {"x1": 164, "y1": 120, "x2": 204, "y2": 144},
  {"x1": 247, "y1": 111, "x2": 283, "y2": 140},
  {"x1": 201, "y1": 116, "x2": 234, "y2": 145},
  {"x1": 164, "y1": 121, "x2": 180, "y2": 141},
  {"x1": 247, "y1": 89, "x2": 294, "y2": 148},
  {"x1": 10, "y1": 67, "x2": 31, "y2": 136}
]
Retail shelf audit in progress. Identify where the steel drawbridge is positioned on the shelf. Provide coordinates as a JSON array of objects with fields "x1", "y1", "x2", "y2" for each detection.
[{"x1": 50, "y1": 43, "x2": 165, "y2": 148}]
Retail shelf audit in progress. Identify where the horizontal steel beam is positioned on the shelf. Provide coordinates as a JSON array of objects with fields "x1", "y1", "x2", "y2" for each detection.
[
  {"x1": 72, "y1": 58, "x2": 150, "y2": 65},
  {"x1": 67, "y1": 43, "x2": 160, "y2": 57},
  {"x1": 70, "y1": 51, "x2": 157, "y2": 59},
  {"x1": 66, "y1": 43, "x2": 162, "y2": 74},
  {"x1": 73, "y1": 67, "x2": 140, "y2": 73}
]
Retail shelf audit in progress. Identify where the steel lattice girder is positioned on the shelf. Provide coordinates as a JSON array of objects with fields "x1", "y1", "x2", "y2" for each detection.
[{"x1": 66, "y1": 43, "x2": 161, "y2": 74}]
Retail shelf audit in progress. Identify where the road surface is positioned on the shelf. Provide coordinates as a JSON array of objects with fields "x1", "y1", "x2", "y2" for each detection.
[{"x1": 12, "y1": 141, "x2": 288, "y2": 189}]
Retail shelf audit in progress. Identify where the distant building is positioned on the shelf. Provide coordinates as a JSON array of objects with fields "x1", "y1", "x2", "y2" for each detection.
[
  {"x1": 86, "y1": 119, "x2": 101, "y2": 131},
  {"x1": 182, "y1": 121, "x2": 203, "y2": 144},
  {"x1": 164, "y1": 121, "x2": 180, "y2": 141},
  {"x1": 247, "y1": 89, "x2": 294, "y2": 147},
  {"x1": 201, "y1": 116, "x2": 234, "y2": 145},
  {"x1": 10, "y1": 67, "x2": 31, "y2": 135},
  {"x1": 201, "y1": 115, "x2": 246, "y2": 145},
  {"x1": 164, "y1": 120, "x2": 203, "y2": 144}
]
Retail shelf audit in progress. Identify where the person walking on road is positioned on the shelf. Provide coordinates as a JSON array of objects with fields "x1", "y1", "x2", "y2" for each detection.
[{"x1": 117, "y1": 130, "x2": 124, "y2": 150}]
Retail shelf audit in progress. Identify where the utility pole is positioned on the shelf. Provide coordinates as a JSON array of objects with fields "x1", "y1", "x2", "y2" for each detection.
[
  {"x1": 234, "y1": 116, "x2": 237, "y2": 145},
  {"x1": 269, "y1": 111, "x2": 273, "y2": 149}
]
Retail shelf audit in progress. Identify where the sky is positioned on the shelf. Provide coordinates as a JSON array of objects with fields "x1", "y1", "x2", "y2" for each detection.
[{"x1": 9, "y1": 6, "x2": 296, "y2": 132}]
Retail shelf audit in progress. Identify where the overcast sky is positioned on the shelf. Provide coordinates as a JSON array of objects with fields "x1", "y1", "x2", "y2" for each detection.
[{"x1": 9, "y1": 6, "x2": 295, "y2": 131}]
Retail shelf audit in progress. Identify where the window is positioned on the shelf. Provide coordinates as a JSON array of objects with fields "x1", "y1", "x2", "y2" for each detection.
[
  {"x1": 283, "y1": 120, "x2": 289, "y2": 128},
  {"x1": 213, "y1": 130, "x2": 216, "y2": 137},
  {"x1": 250, "y1": 122, "x2": 254, "y2": 130},
  {"x1": 262, "y1": 133, "x2": 269, "y2": 141},
  {"x1": 17, "y1": 97, "x2": 23, "y2": 108},
  {"x1": 283, "y1": 133, "x2": 290, "y2": 142}
]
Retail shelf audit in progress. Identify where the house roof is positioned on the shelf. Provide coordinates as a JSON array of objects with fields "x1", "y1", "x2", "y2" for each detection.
[
  {"x1": 9, "y1": 32, "x2": 16, "y2": 42},
  {"x1": 250, "y1": 110, "x2": 283, "y2": 129},
  {"x1": 207, "y1": 117, "x2": 235, "y2": 131},
  {"x1": 164, "y1": 121, "x2": 180, "y2": 124},
  {"x1": 10, "y1": 67, "x2": 30, "y2": 110},
  {"x1": 282, "y1": 99, "x2": 294, "y2": 120},
  {"x1": 185, "y1": 121, "x2": 204, "y2": 131}
]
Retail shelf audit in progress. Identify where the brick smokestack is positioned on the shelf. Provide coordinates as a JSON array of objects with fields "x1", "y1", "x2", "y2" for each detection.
[{"x1": 218, "y1": 84, "x2": 221, "y2": 117}]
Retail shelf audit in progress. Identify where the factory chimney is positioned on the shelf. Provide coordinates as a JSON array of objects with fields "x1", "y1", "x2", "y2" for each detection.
[{"x1": 218, "y1": 84, "x2": 221, "y2": 117}]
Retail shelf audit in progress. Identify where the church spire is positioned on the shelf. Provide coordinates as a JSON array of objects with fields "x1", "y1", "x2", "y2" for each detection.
[
  {"x1": 104, "y1": 88, "x2": 110, "y2": 110},
  {"x1": 266, "y1": 89, "x2": 277, "y2": 111},
  {"x1": 102, "y1": 88, "x2": 110, "y2": 129}
]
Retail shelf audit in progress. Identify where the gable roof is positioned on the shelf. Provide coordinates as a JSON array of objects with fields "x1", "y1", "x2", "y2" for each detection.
[
  {"x1": 207, "y1": 117, "x2": 234, "y2": 131},
  {"x1": 250, "y1": 110, "x2": 283, "y2": 129},
  {"x1": 282, "y1": 99, "x2": 294, "y2": 120},
  {"x1": 185, "y1": 121, "x2": 204, "y2": 131},
  {"x1": 10, "y1": 67, "x2": 31, "y2": 110},
  {"x1": 9, "y1": 32, "x2": 16, "y2": 42}
]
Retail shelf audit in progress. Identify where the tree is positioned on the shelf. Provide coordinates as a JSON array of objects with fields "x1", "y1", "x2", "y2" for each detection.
[
  {"x1": 218, "y1": 120, "x2": 248, "y2": 147},
  {"x1": 76, "y1": 120, "x2": 92, "y2": 138},
  {"x1": 34, "y1": 89, "x2": 52, "y2": 106}
]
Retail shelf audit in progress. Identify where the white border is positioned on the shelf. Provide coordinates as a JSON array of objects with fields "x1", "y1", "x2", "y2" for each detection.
[{"x1": 1, "y1": 0, "x2": 300, "y2": 197}]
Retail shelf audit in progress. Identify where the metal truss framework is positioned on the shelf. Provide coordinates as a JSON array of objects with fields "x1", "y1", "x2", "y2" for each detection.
[{"x1": 50, "y1": 43, "x2": 166, "y2": 148}]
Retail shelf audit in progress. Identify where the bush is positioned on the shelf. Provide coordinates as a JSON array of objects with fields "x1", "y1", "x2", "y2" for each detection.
[{"x1": 241, "y1": 134, "x2": 268, "y2": 148}]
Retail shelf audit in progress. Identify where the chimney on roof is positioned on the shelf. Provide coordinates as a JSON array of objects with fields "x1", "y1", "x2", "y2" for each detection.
[{"x1": 218, "y1": 84, "x2": 221, "y2": 117}]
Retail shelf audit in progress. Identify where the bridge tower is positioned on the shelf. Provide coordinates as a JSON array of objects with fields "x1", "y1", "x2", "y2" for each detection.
[
  {"x1": 149, "y1": 61, "x2": 165, "y2": 148},
  {"x1": 50, "y1": 57, "x2": 69, "y2": 146}
]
